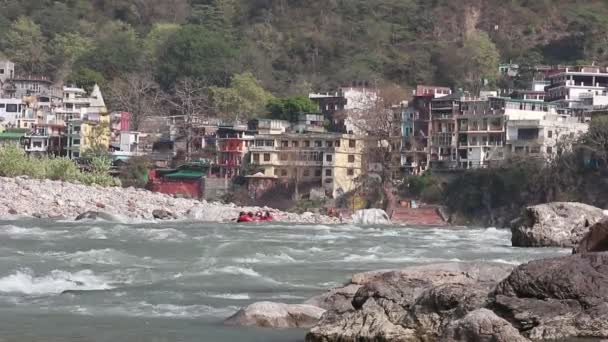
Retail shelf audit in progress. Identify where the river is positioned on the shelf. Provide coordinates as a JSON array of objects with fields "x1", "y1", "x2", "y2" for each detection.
[{"x1": 0, "y1": 219, "x2": 569, "y2": 341}]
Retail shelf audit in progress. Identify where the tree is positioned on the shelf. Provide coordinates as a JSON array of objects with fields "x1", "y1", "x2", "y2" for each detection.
[
  {"x1": 107, "y1": 73, "x2": 162, "y2": 131},
  {"x1": 266, "y1": 96, "x2": 319, "y2": 122},
  {"x1": 582, "y1": 116, "x2": 608, "y2": 164},
  {"x1": 165, "y1": 78, "x2": 211, "y2": 161},
  {"x1": 143, "y1": 23, "x2": 181, "y2": 66},
  {"x1": 156, "y1": 25, "x2": 237, "y2": 88},
  {"x1": 439, "y1": 31, "x2": 500, "y2": 93},
  {"x1": 77, "y1": 21, "x2": 143, "y2": 78},
  {"x1": 337, "y1": 83, "x2": 408, "y2": 213},
  {"x1": 3, "y1": 17, "x2": 48, "y2": 74},
  {"x1": 67, "y1": 68, "x2": 106, "y2": 93},
  {"x1": 210, "y1": 72, "x2": 274, "y2": 121}
]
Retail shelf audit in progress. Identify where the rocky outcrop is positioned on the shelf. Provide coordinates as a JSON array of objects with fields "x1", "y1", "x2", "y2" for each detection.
[
  {"x1": 511, "y1": 202, "x2": 606, "y2": 247},
  {"x1": 351, "y1": 209, "x2": 391, "y2": 225},
  {"x1": 224, "y1": 302, "x2": 326, "y2": 328},
  {"x1": 304, "y1": 284, "x2": 361, "y2": 313},
  {"x1": 441, "y1": 309, "x2": 529, "y2": 342},
  {"x1": 574, "y1": 219, "x2": 608, "y2": 254},
  {"x1": 492, "y1": 252, "x2": 608, "y2": 340},
  {"x1": 0, "y1": 176, "x2": 341, "y2": 224},
  {"x1": 306, "y1": 263, "x2": 514, "y2": 342}
]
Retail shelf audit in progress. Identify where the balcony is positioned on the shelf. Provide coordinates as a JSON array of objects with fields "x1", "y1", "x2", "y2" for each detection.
[{"x1": 459, "y1": 141, "x2": 504, "y2": 148}]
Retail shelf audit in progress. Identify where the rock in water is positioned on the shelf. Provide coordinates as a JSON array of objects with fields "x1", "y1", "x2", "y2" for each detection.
[
  {"x1": 352, "y1": 209, "x2": 391, "y2": 225},
  {"x1": 441, "y1": 308, "x2": 529, "y2": 342},
  {"x1": 574, "y1": 219, "x2": 608, "y2": 254},
  {"x1": 492, "y1": 252, "x2": 608, "y2": 340},
  {"x1": 152, "y1": 209, "x2": 176, "y2": 220},
  {"x1": 306, "y1": 263, "x2": 513, "y2": 342},
  {"x1": 74, "y1": 211, "x2": 116, "y2": 222},
  {"x1": 511, "y1": 202, "x2": 606, "y2": 247},
  {"x1": 224, "y1": 302, "x2": 326, "y2": 328}
]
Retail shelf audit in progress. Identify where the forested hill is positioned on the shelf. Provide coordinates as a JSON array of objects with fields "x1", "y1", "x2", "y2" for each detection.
[{"x1": 1, "y1": 0, "x2": 608, "y2": 95}]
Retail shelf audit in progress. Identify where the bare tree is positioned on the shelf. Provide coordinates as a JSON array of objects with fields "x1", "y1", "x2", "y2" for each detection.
[
  {"x1": 336, "y1": 83, "x2": 408, "y2": 213},
  {"x1": 107, "y1": 73, "x2": 162, "y2": 131},
  {"x1": 164, "y1": 78, "x2": 211, "y2": 161}
]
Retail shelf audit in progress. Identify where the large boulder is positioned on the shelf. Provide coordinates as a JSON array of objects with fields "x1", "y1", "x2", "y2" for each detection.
[
  {"x1": 492, "y1": 252, "x2": 608, "y2": 340},
  {"x1": 574, "y1": 219, "x2": 608, "y2": 254},
  {"x1": 306, "y1": 263, "x2": 513, "y2": 342},
  {"x1": 304, "y1": 284, "x2": 361, "y2": 313},
  {"x1": 511, "y1": 202, "x2": 606, "y2": 247},
  {"x1": 352, "y1": 209, "x2": 391, "y2": 225},
  {"x1": 441, "y1": 309, "x2": 529, "y2": 342},
  {"x1": 224, "y1": 302, "x2": 326, "y2": 328}
]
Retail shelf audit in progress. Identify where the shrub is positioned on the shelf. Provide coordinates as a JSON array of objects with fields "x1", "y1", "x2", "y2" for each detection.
[{"x1": 0, "y1": 145, "x2": 120, "y2": 187}]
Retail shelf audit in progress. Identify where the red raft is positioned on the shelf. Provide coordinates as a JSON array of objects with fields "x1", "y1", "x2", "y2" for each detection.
[
  {"x1": 237, "y1": 213, "x2": 274, "y2": 223},
  {"x1": 236, "y1": 214, "x2": 274, "y2": 223}
]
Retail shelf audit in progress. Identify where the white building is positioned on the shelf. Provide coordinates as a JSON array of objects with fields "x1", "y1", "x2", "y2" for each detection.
[
  {"x1": 545, "y1": 66, "x2": 608, "y2": 109},
  {"x1": 0, "y1": 98, "x2": 24, "y2": 127}
]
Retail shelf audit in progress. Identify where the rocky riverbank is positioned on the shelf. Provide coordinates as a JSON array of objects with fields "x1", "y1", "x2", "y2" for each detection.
[{"x1": 0, "y1": 176, "x2": 341, "y2": 224}]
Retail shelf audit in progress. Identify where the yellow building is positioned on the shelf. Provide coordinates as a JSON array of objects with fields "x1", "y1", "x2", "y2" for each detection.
[{"x1": 249, "y1": 132, "x2": 365, "y2": 198}]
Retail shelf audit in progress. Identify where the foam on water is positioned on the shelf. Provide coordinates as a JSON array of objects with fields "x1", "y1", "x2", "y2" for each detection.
[
  {"x1": 0, "y1": 225, "x2": 67, "y2": 239},
  {"x1": 70, "y1": 302, "x2": 239, "y2": 319},
  {"x1": 0, "y1": 269, "x2": 113, "y2": 295},
  {"x1": 206, "y1": 293, "x2": 251, "y2": 300}
]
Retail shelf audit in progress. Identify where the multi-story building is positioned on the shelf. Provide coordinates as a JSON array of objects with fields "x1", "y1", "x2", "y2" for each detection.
[
  {"x1": 0, "y1": 60, "x2": 15, "y2": 85},
  {"x1": 401, "y1": 86, "x2": 451, "y2": 174},
  {"x1": 0, "y1": 98, "x2": 25, "y2": 127},
  {"x1": 216, "y1": 124, "x2": 255, "y2": 178},
  {"x1": 1, "y1": 76, "x2": 58, "y2": 99},
  {"x1": 428, "y1": 92, "x2": 469, "y2": 168},
  {"x1": 309, "y1": 83, "x2": 377, "y2": 134},
  {"x1": 249, "y1": 132, "x2": 364, "y2": 198},
  {"x1": 545, "y1": 66, "x2": 608, "y2": 110}
]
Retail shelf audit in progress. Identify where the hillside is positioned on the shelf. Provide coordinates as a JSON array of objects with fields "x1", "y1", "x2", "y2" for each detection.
[{"x1": 1, "y1": 0, "x2": 608, "y2": 96}]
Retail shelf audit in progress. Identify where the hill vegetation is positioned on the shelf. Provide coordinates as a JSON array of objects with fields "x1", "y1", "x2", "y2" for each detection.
[{"x1": 2, "y1": 0, "x2": 608, "y2": 100}]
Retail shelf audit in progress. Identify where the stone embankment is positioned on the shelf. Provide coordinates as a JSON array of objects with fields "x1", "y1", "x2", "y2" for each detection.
[{"x1": 0, "y1": 176, "x2": 341, "y2": 224}]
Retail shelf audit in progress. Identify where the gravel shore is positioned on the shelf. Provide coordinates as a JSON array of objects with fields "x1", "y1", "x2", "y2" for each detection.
[{"x1": 0, "y1": 176, "x2": 342, "y2": 224}]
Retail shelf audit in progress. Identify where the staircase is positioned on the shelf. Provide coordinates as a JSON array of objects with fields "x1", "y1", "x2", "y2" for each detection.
[{"x1": 391, "y1": 207, "x2": 447, "y2": 226}]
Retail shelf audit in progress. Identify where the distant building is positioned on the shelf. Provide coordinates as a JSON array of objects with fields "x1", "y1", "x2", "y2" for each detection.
[
  {"x1": 0, "y1": 60, "x2": 15, "y2": 85},
  {"x1": 249, "y1": 132, "x2": 364, "y2": 198},
  {"x1": 545, "y1": 66, "x2": 608, "y2": 109},
  {"x1": 216, "y1": 124, "x2": 255, "y2": 178}
]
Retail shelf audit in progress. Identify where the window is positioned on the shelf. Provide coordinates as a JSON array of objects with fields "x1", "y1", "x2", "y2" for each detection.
[
  {"x1": 347, "y1": 169, "x2": 354, "y2": 176},
  {"x1": 325, "y1": 169, "x2": 332, "y2": 177},
  {"x1": 72, "y1": 152, "x2": 80, "y2": 158},
  {"x1": 324, "y1": 178, "x2": 333, "y2": 184},
  {"x1": 73, "y1": 139, "x2": 80, "y2": 145},
  {"x1": 326, "y1": 141, "x2": 333, "y2": 147},
  {"x1": 33, "y1": 141, "x2": 42, "y2": 148},
  {"x1": 531, "y1": 146, "x2": 541, "y2": 154},
  {"x1": 547, "y1": 130, "x2": 553, "y2": 138},
  {"x1": 281, "y1": 169, "x2": 288, "y2": 177},
  {"x1": 265, "y1": 140, "x2": 274, "y2": 147},
  {"x1": 335, "y1": 140, "x2": 341, "y2": 147},
  {"x1": 303, "y1": 169, "x2": 310, "y2": 177},
  {"x1": 0, "y1": 103, "x2": 4, "y2": 108},
  {"x1": 0, "y1": 69, "x2": 4, "y2": 74},
  {"x1": 6, "y1": 104, "x2": 17, "y2": 113},
  {"x1": 255, "y1": 140, "x2": 264, "y2": 147},
  {"x1": 546, "y1": 146, "x2": 553, "y2": 154},
  {"x1": 281, "y1": 140, "x2": 289, "y2": 147},
  {"x1": 315, "y1": 140, "x2": 322, "y2": 147},
  {"x1": 73, "y1": 126, "x2": 81, "y2": 133},
  {"x1": 274, "y1": 168, "x2": 278, "y2": 176},
  {"x1": 263, "y1": 153, "x2": 270, "y2": 161},
  {"x1": 349, "y1": 140, "x2": 356, "y2": 148},
  {"x1": 280, "y1": 153, "x2": 288, "y2": 161},
  {"x1": 253, "y1": 153, "x2": 260, "y2": 163},
  {"x1": 326, "y1": 154, "x2": 333, "y2": 162},
  {"x1": 304, "y1": 140, "x2": 310, "y2": 147},
  {"x1": 292, "y1": 141, "x2": 299, "y2": 148},
  {"x1": 348, "y1": 155, "x2": 355, "y2": 163},
  {"x1": 315, "y1": 169, "x2": 322, "y2": 177}
]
